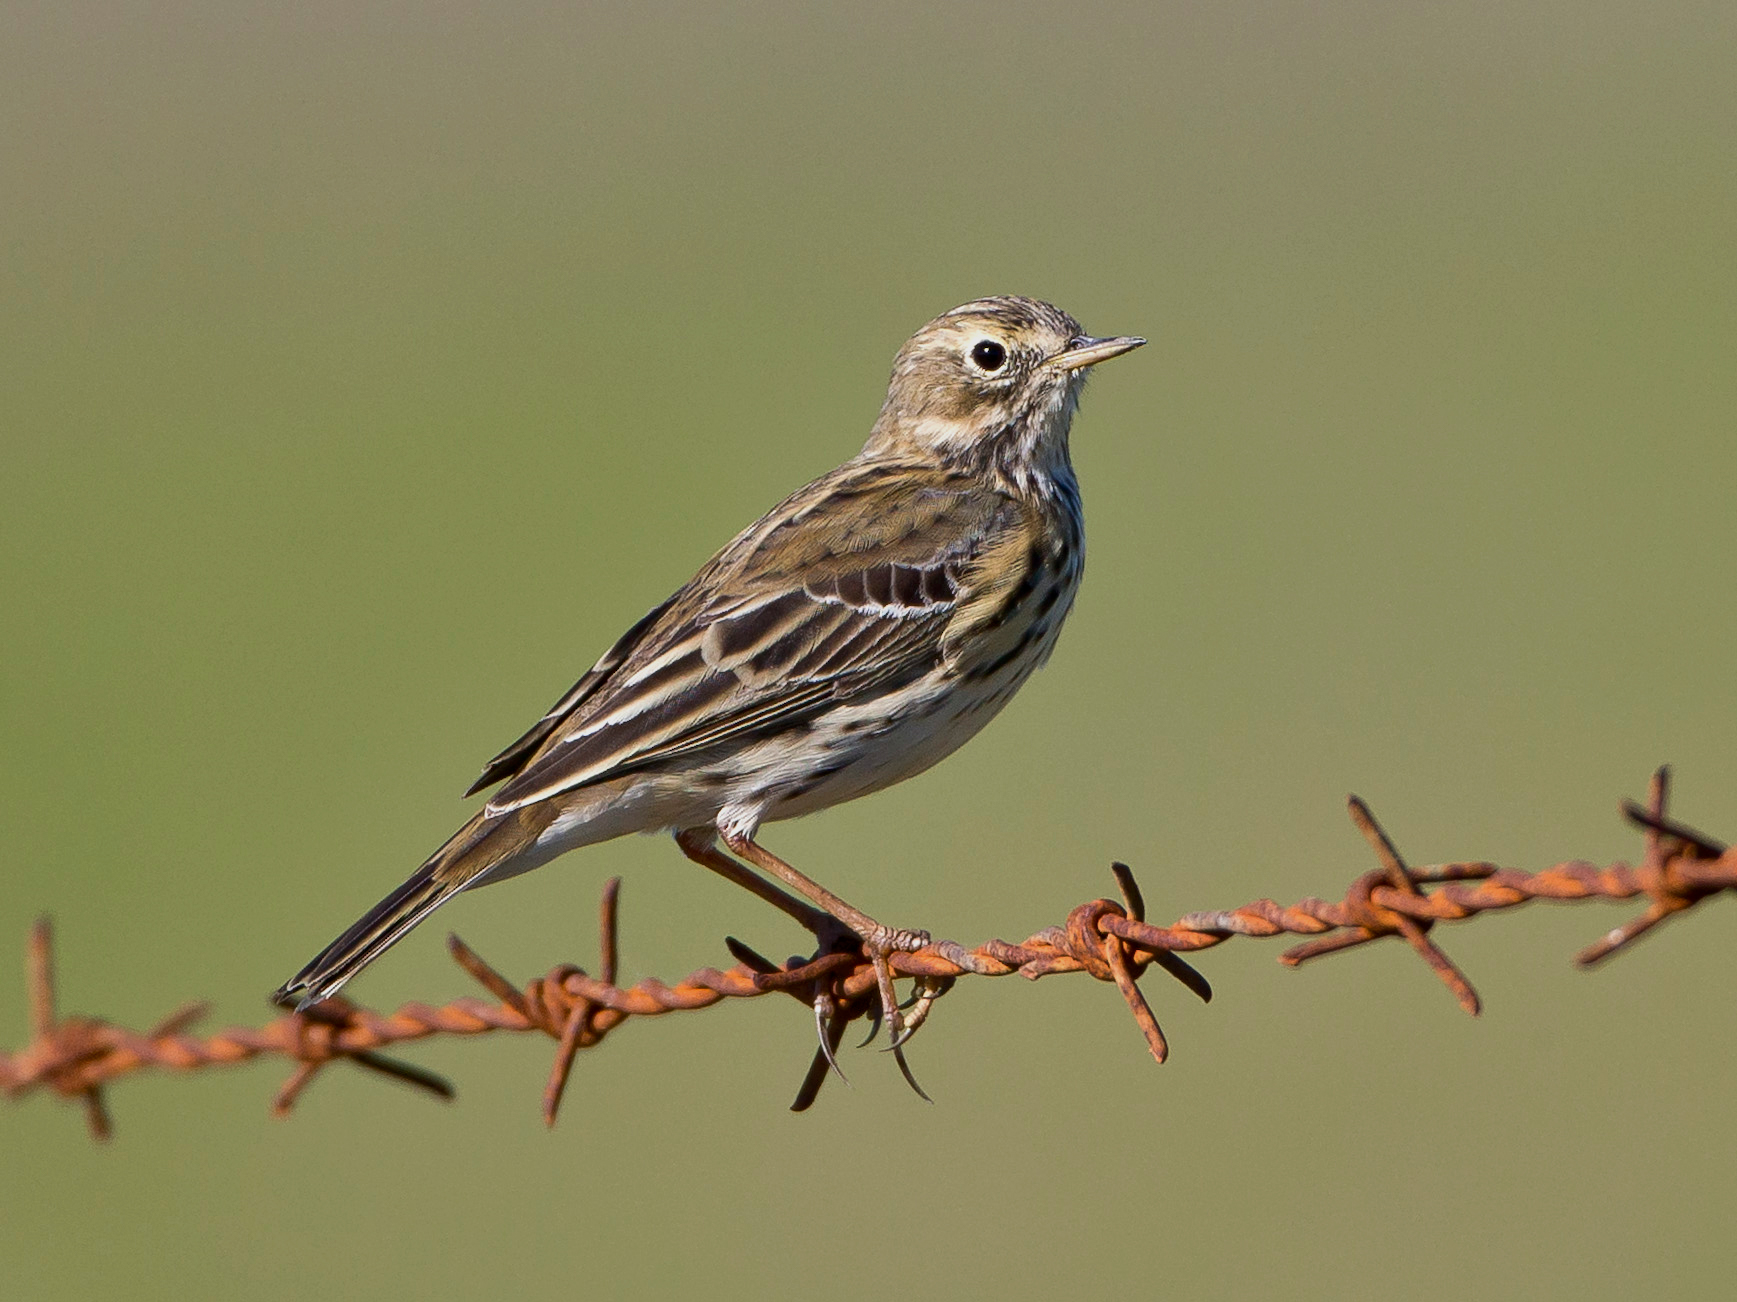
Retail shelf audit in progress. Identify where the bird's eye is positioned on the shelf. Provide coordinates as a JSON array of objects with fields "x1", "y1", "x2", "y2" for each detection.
[{"x1": 970, "y1": 339, "x2": 1007, "y2": 372}]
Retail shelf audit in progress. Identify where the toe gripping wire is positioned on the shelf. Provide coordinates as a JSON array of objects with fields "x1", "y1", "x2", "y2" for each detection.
[{"x1": 5, "y1": 768, "x2": 1734, "y2": 1138}]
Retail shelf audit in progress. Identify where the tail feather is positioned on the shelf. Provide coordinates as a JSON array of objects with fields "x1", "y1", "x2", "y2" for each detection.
[
  {"x1": 274, "y1": 805, "x2": 556, "y2": 1010},
  {"x1": 273, "y1": 862, "x2": 461, "y2": 1009}
]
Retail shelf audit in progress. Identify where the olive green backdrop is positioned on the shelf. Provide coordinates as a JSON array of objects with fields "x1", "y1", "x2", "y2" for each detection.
[{"x1": 3, "y1": 2, "x2": 1734, "y2": 1298}]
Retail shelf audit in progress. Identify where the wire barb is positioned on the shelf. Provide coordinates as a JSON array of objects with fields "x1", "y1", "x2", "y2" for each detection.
[{"x1": 5, "y1": 768, "x2": 1735, "y2": 1139}]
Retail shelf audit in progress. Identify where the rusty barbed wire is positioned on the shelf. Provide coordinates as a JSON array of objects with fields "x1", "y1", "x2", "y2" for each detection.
[{"x1": 3, "y1": 767, "x2": 1731, "y2": 1140}]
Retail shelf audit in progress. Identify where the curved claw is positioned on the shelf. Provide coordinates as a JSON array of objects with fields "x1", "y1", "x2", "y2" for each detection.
[
  {"x1": 813, "y1": 993, "x2": 848, "y2": 1085},
  {"x1": 891, "y1": 1043, "x2": 934, "y2": 1104},
  {"x1": 885, "y1": 974, "x2": 951, "y2": 1051},
  {"x1": 855, "y1": 1004, "x2": 883, "y2": 1048}
]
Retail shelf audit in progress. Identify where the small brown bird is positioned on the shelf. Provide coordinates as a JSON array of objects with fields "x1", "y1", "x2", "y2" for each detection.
[{"x1": 276, "y1": 296, "x2": 1143, "y2": 1047}]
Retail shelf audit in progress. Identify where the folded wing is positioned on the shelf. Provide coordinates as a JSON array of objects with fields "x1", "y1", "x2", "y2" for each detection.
[{"x1": 471, "y1": 461, "x2": 1023, "y2": 815}]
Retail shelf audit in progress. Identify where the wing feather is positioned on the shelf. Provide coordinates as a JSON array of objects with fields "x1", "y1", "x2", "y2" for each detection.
[
  {"x1": 464, "y1": 594, "x2": 677, "y2": 796},
  {"x1": 475, "y1": 460, "x2": 1031, "y2": 815}
]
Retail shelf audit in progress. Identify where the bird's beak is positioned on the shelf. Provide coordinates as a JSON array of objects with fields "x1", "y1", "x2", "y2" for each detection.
[{"x1": 1048, "y1": 334, "x2": 1147, "y2": 371}]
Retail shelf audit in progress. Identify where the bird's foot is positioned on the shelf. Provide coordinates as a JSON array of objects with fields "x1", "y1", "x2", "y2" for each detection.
[
  {"x1": 799, "y1": 922, "x2": 945, "y2": 1104},
  {"x1": 892, "y1": 972, "x2": 953, "y2": 1047},
  {"x1": 859, "y1": 924, "x2": 934, "y2": 1056}
]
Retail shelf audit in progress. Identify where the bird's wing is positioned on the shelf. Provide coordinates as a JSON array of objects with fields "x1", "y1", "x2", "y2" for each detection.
[
  {"x1": 464, "y1": 594, "x2": 677, "y2": 797},
  {"x1": 475, "y1": 460, "x2": 1028, "y2": 815}
]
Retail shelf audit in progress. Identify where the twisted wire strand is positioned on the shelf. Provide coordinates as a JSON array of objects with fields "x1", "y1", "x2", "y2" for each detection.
[{"x1": 3, "y1": 768, "x2": 1730, "y2": 1139}]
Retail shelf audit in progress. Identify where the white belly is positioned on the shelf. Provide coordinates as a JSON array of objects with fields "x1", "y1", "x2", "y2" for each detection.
[{"x1": 717, "y1": 589, "x2": 1073, "y2": 835}]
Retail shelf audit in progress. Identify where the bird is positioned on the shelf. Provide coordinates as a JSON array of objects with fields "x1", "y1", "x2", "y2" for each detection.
[{"x1": 275, "y1": 296, "x2": 1144, "y2": 1049}]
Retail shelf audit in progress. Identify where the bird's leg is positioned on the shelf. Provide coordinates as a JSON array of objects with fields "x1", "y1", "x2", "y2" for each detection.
[
  {"x1": 719, "y1": 831, "x2": 931, "y2": 1046},
  {"x1": 673, "y1": 828, "x2": 836, "y2": 938},
  {"x1": 677, "y1": 829, "x2": 883, "y2": 1067}
]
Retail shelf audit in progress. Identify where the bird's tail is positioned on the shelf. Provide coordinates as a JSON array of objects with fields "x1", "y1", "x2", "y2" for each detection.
[{"x1": 273, "y1": 805, "x2": 555, "y2": 1010}]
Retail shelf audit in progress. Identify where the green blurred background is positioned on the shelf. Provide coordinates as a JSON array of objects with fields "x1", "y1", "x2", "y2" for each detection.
[{"x1": 4, "y1": 1, "x2": 1734, "y2": 1297}]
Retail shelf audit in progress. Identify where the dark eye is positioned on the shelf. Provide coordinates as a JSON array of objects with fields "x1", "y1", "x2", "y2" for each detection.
[{"x1": 970, "y1": 339, "x2": 1007, "y2": 371}]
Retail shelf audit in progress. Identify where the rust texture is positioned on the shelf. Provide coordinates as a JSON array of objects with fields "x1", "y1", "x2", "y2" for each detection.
[{"x1": 3, "y1": 768, "x2": 1731, "y2": 1140}]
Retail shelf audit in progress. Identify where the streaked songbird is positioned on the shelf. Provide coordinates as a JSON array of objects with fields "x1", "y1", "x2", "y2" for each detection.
[{"x1": 275, "y1": 296, "x2": 1144, "y2": 1050}]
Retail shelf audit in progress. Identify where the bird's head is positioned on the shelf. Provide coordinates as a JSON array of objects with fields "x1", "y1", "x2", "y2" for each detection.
[{"x1": 861, "y1": 296, "x2": 1144, "y2": 480}]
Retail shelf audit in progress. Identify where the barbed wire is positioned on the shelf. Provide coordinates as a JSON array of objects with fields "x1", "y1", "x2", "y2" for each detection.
[{"x1": 3, "y1": 767, "x2": 1731, "y2": 1140}]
